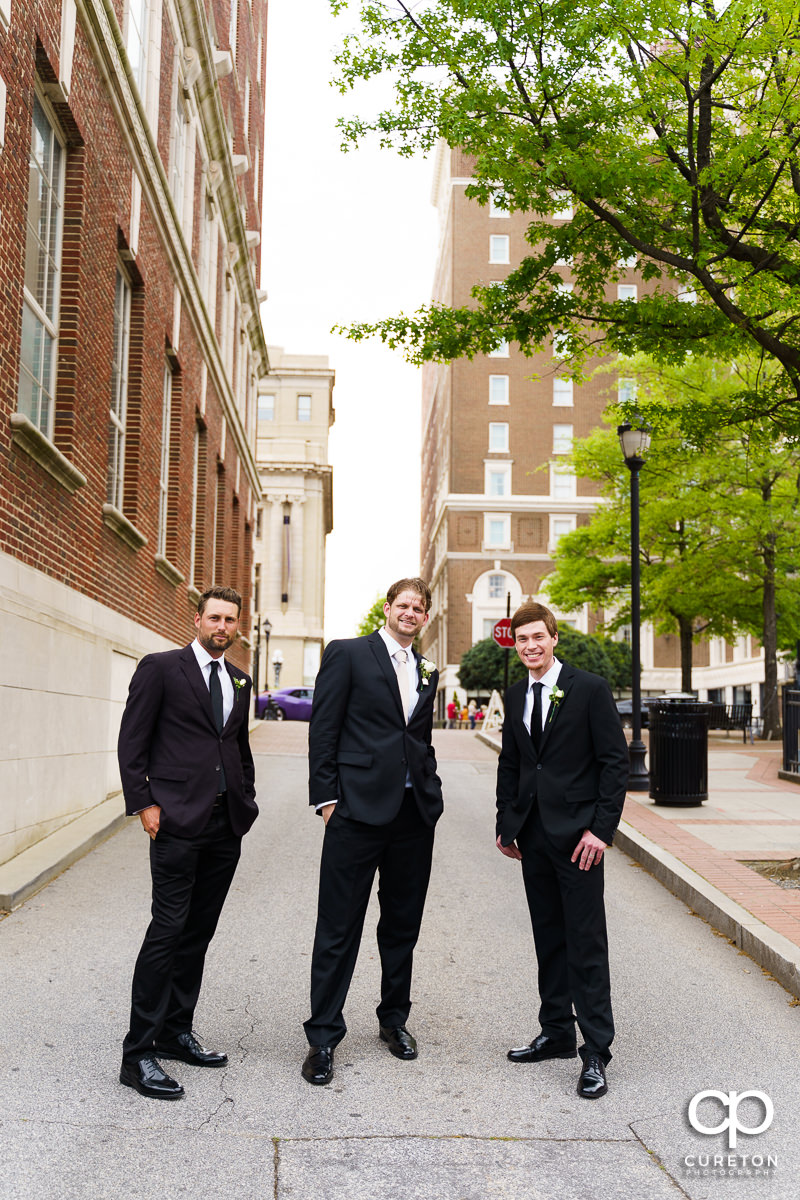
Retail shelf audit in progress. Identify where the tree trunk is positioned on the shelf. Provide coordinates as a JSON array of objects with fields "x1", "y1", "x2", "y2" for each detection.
[
  {"x1": 762, "y1": 533, "x2": 780, "y2": 739},
  {"x1": 679, "y1": 615, "x2": 694, "y2": 693}
]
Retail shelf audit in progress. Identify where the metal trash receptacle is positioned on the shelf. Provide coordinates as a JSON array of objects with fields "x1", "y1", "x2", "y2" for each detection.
[{"x1": 647, "y1": 696, "x2": 712, "y2": 805}]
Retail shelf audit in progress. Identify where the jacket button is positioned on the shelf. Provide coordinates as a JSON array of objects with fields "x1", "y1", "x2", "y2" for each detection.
[
  {"x1": 401, "y1": 758, "x2": 407, "y2": 765},
  {"x1": 215, "y1": 765, "x2": 220, "y2": 772},
  {"x1": 536, "y1": 763, "x2": 542, "y2": 771}
]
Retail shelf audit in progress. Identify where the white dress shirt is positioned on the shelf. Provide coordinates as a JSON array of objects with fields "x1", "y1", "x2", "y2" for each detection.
[
  {"x1": 192, "y1": 638, "x2": 234, "y2": 726},
  {"x1": 379, "y1": 626, "x2": 420, "y2": 722},
  {"x1": 523, "y1": 658, "x2": 563, "y2": 735}
]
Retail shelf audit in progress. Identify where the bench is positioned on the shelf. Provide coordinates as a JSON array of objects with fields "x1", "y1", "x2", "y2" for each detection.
[{"x1": 706, "y1": 702, "x2": 754, "y2": 743}]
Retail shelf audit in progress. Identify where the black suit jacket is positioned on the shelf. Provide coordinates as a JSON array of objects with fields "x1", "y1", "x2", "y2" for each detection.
[
  {"x1": 118, "y1": 645, "x2": 258, "y2": 838},
  {"x1": 496, "y1": 664, "x2": 628, "y2": 852},
  {"x1": 308, "y1": 631, "x2": 443, "y2": 826}
]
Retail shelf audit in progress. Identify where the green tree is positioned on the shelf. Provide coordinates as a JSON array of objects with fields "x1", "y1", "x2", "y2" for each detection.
[
  {"x1": 356, "y1": 594, "x2": 386, "y2": 636},
  {"x1": 458, "y1": 630, "x2": 628, "y2": 693},
  {"x1": 546, "y1": 358, "x2": 800, "y2": 735},
  {"x1": 332, "y1": 1, "x2": 800, "y2": 422}
]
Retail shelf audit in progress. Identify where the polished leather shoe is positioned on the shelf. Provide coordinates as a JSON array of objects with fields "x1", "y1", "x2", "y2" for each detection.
[
  {"x1": 120, "y1": 1055, "x2": 184, "y2": 1099},
  {"x1": 302, "y1": 1045, "x2": 334, "y2": 1085},
  {"x1": 577, "y1": 1053, "x2": 608, "y2": 1099},
  {"x1": 154, "y1": 1030, "x2": 228, "y2": 1067},
  {"x1": 507, "y1": 1033, "x2": 577, "y2": 1063},
  {"x1": 379, "y1": 1025, "x2": 418, "y2": 1060}
]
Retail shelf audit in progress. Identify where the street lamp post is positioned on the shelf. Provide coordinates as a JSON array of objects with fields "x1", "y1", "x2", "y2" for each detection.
[
  {"x1": 618, "y1": 421, "x2": 652, "y2": 791},
  {"x1": 252, "y1": 615, "x2": 272, "y2": 702}
]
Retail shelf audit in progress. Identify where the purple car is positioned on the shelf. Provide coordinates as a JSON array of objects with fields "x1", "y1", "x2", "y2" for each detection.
[{"x1": 256, "y1": 685, "x2": 314, "y2": 721}]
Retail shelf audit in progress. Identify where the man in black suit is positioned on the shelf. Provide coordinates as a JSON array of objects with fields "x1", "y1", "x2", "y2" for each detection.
[
  {"x1": 302, "y1": 577, "x2": 443, "y2": 1085},
  {"x1": 117, "y1": 586, "x2": 258, "y2": 1099},
  {"x1": 496, "y1": 601, "x2": 628, "y2": 1099}
]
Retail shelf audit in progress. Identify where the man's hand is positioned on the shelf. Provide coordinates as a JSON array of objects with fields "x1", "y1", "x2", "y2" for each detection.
[
  {"x1": 139, "y1": 805, "x2": 161, "y2": 840},
  {"x1": 571, "y1": 829, "x2": 607, "y2": 871},
  {"x1": 321, "y1": 803, "x2": 336, "y2": 826},
  {"x1": 496, "y1": 835, "x2": 522, "y2": 860}
]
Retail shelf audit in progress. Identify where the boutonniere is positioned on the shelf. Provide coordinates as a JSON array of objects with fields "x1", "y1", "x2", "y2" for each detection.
[
  {"x1": 418, "y1": 657, "x2": 436, "y2": 688},
  {"x1": 547, "y1": 685, "x2": 565, "y2": 723},
  {"x1": 232, "y1": 676, "x2": 246, "y2": 693}
]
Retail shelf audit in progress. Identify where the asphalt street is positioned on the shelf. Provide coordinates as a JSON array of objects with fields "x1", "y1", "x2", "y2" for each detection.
[{"x1": 0, "y1": 728, "x2": 796, "y2": 1199}]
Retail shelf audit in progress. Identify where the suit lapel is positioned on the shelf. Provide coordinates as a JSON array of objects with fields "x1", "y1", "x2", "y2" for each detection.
[
  {"x1": 223, "y1": 661, "x2": 245, "y2": 729},
  {"x1": 538, "y1": 664, "x2": 575, "y2": 754},
  {"x1": 368, "y1": 630, "x2": 406, "y2": 722},
  {"x1": 178, "y1": 645, "x2": 218, "y2": 733}
]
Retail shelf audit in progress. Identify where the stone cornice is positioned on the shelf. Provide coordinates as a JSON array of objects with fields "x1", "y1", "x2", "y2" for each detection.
[{"x1": 76, "y1": 0, "x2": 263, "y2": 497}]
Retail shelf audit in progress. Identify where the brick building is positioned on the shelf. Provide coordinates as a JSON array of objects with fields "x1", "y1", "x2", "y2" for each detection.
[
  {"x1": 420, "y1": 146, "x2": 778, "y2": 721},
  {"x1": 252, "y1": 347, "x2": 334, "y2": 692},
  {"x1": 0, "y1": 0, "x2": 268, "y2": 865}
]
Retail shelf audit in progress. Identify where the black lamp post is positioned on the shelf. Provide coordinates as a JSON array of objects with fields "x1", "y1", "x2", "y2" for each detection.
[
  {"x1": 253, "y1": 615, "x2": 272, "y2": 700},
  {"x1": 618, "y1": 421, "x2": 651, "y2": 790},
  {"x1": 262, "y1": 617, "x2": 272, "y2": 694}
]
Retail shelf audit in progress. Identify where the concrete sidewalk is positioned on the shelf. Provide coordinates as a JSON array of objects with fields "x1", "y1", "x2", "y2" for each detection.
[{"x1": 480, "y1": 728, "x2": 800, "y2": 998}]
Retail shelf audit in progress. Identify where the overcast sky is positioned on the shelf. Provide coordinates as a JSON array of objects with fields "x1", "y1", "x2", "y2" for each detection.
[{"x1": 261, "y1": 1, "x2": 439, "y2": 639}]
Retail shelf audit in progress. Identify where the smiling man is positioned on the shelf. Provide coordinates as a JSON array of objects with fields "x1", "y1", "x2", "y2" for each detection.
[
  {"x1": 117, "y1": 586, "x2": 257, "y2": 1099},
  {"x1": 496, "y1": 602, "x2": 628, "y2": 1100},
  {"x1": 301, "y1": 577, "x2": 443, "y2": 1086}
]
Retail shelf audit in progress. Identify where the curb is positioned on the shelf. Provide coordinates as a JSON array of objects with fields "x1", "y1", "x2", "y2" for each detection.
[
  {"x1": 475, "y1": 727, "x2": 800, "y2": 999},
  {"x1": 0, "y1": 796, "x2": 129, "y2": 913}
]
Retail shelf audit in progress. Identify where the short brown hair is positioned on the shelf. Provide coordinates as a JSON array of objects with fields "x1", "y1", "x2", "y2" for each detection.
[
  {"x1": 197, "y1": 586, "x2": 243, "y2": 616},
  {"x1": 510, "y1": 601, "x2": 558, "y2": 639},
  {"x1": 386, "y1": 577, "x2": 432, "y2": 613}
]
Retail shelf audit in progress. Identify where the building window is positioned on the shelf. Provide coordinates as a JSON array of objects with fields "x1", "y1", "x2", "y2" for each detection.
[
  {"x1": 18, "y1": 95, "x2": 65, "y2": 438},
  {"x1": 107, "y1": 266, "x2": 132, "y2": 508},
  {"x1": 258, "y1": 392, "x2": 275, "y2": 422},
  {"x1": 485, "y1": 462, "x2": 511, "y2": 497},
  {"x1": 618, "y1": 283, "x2": 637, "y2": 301},
  {"x1": 125, "y1": 0, "x2": 149, "y2": 94},
  {"x1": 157, "y1": 366, "x2": 172, "y2": 556},
  {"x1": 489, "y1": 339, "x2": 510, "y2": 358},
  {"x1": 484, "y1": 513, "x2": 511, "y2": 549},
  {"x1": 550, "y1": 515, "x2": 576, "y2": 548},
  {"x1": 489, "y1": 192, "x2": 509, "y2": 218},
  {"x1": 489, "y1": 422, "x2": 509, "y2": 452},
  {"x1": 553, "y1": 376, "x2": 574, "y2": 407},
  {"x1": 550, "y1": 465, "x2": 576, "y2": 499},
  {"x1": 489, "y1": 234, "x2": 509, "y2": 263},
  {"x1": 488, "y1": 572, "x2": 506, "y2": 599},
  {"x1": 297, "y1": 394, "x2": 311, "y2": 421},
  {"x1": 489, "y1": 375, "x2": 509, "y2": 405},
  {"x1": 618, "y1": 377, "x2": 636, "y2": 404},
  {"x1": 553, "y1": 423, "x2": 573, "y2": 454},
  {"x1": 552, "y1": 192, "x2": 573, "y2": 220}
]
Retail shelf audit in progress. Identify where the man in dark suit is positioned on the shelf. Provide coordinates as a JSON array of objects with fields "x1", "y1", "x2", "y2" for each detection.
[
  {"x1": 496, "y1": 601, "x2": 628, "y2": 1099},
  {"x1": 117, "y1": 586, "x2": 258, "y2": 1099},
  {"x1": 302, "y1": 577, "x2": 443, "y2": 1086}
]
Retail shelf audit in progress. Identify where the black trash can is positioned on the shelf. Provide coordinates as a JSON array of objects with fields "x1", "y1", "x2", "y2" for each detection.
[{"x1": 647, "y1": 696, "x2": 712, "y2": 805}]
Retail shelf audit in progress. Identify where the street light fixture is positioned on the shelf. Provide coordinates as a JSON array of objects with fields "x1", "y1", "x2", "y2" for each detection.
[
  {"x1": 252, "y1": 615, "x2": 272, "y2": 700},
  {"x1": 618, "y1": 420, "x2": 652, "y2": 791}
]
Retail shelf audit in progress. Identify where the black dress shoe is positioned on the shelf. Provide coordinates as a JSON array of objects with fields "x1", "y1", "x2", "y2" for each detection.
[
  {"x1": 119, "y1": 1055, "x2": 184, "y2": 1099},
  {"x1": 302, "y1": 1045, "x2": 334, "y2": 1085},
  {"x1": 379, "y1": 1025, "x2": 418, "y2": 1060},
  {"x1": 577, "y1": 1053, "x2": 608, "y2": 1099},
  {"x1": 507, "y1": 1032, "x2": 577, "y2": 1063},
  {"x1": 154, "y1": 1030, "x2": 228, "y2": 1067}
]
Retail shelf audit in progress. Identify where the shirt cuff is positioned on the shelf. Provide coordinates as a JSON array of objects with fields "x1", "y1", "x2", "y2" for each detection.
[{"x1": 315, "y1": 800, "x2": 338, "y2": 813}]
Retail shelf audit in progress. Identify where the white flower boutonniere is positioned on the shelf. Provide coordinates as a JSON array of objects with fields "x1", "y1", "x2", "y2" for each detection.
[
  {"x1": 232, "y1": 676, "x2": 246, "y2": 692},
  {"x1": 547, "y1": 685, "x2": 565, "y2": 724},
  {"x1": 418, "y1": 657, "x2": 436, "y2": 687}
]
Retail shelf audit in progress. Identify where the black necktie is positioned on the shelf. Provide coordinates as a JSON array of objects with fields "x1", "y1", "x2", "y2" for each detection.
[
  {"x1": 209, "y1": 661, "x2": 224, "y2": 733},
  {"x1": 530, "y1": 682, "x2": 543, "y2": 753}
]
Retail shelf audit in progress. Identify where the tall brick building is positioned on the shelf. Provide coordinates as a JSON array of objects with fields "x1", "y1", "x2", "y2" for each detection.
[
  {"x1": 419, "y1": 146, "x2": 773, "y2": 719},
  {"x1": 0, "y1": 0, "x2": 268, "y2": 865}
]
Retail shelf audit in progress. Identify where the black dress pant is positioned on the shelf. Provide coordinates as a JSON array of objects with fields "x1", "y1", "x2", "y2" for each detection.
[
  {"x1": 304, "y1": 789, "x2": 435, "y2": 1048},
  {"x1": 516, "y1": 806, "x2": 614, "y2": 1063},
  {"x1": 122, "y1": 804, "x2": 241, "y2": 1063}
]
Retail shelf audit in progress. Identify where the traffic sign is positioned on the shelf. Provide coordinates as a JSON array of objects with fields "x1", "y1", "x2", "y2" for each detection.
[{"x1": 492, "y1": 618, "x2": 514, "y2": 648}]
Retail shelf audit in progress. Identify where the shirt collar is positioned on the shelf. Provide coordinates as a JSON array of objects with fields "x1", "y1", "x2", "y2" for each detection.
[
  {"x1": 379, "y1": 626, "x2": 415, "y2": 660},
  {"x1": 528, "y1": 658, "x2": 562, "y2": 691},
  {"x1": 192, "y1": 638, "x2": 226, "y2": 672}
]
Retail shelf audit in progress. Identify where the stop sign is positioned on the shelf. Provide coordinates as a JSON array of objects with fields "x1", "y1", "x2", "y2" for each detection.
[{"x1": 492, "y1": 618, "x2": 515, "y2": 648}]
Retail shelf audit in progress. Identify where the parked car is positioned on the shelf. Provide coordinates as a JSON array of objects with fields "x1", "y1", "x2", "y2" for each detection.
[
  {"x1": 256, "y1": 685, "x2": 314, "y2": 721},
  {"x1": 615, "y1": 699, "x2": 650, "y2": 728}
]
